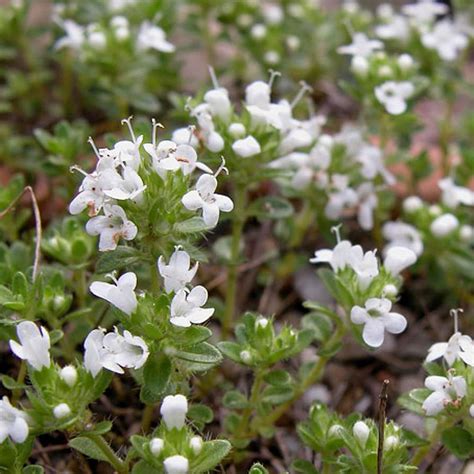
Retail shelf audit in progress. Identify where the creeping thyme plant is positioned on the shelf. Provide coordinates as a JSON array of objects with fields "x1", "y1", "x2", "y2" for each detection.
[{"x1": 0, "y1": 0, "x2": 474, "y2": 472}]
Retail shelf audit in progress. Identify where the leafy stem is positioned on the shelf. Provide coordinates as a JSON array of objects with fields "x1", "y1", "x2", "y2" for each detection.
[{"x1": 82, "y1": 433, "x2": 128, "y2": 474}]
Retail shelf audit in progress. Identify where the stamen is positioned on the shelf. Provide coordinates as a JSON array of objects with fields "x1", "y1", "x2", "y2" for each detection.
[
  {"x1": 121, "y1": 116, "x2": 136, "y2": 142},
  {"x1": 187, "y1": 125, "x2": 196, "y2": 144},
  {"x1": 331, "y1": 224, "x2": 342, "y2": 243},
  {"x1": 151, "y1": 118, "x2": 164, "y2": 148},
  {"x1": 214, "y1": 156, "x2": 229, "y2": 177},
  {"x1": 105, "y1": 272, "x2": 118, "y2": 285},
  {"x1": 267, "y1": 69, "x2": 281, "y2": 89},
  {"x1": 208, "y1": 66, "x2": 220, "y2": 89},
  {"x1": 291, "y1": 81, "x2": 313, "y2": 109},
  {"x1": 69, "y1": 165, "x2": 89, "y2": 177},
  {"x1": 88, "y1": 136, "x2": 101, "y2": 160},
  {"x1": 450, "y1": 308, "x2": 463, "y2": 334}
]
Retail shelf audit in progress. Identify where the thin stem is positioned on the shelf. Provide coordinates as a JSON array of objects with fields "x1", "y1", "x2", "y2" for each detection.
[
  {"x1": 222, "y1": 185, "x2": 246, "y2": 338},
  {"x1": 289, "y1": 200, "x2": 313, "y2": 249},
  {"x1": 82, "y1": 434, "x2": 128, "y2": 474},
  {"x1": 12, "y1": 361, "x2": 27, "y2": 406},
  {"x1": 439, "y1": 99, "x2": 454, "y2": 176},
  {"x1": 141, "y1": 404, "x2": 155, "y2": 434},
  {"x1": 377, "y1": 380, "x2": 389, "y2": 474}
]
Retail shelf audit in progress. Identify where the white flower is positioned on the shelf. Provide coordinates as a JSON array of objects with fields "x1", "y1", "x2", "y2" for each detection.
[
  {"x1": 264, "y1": 51, "x2": 280, "y2": 65},
  {"x1": 325, "y1": 175, "x2": 358, "y2": 220},
  {"x1": 403, "y1": 196, "x2": 423, "y2": 213},
  {"x1": 383, "y1": 246, "x2": 417, "y2": 276},
  {"x1": 10, "y1": 321, "x2": 51, "y2": 371},
  {"x1": 59, "y1": 365, "x2": 78, "y2": 387},
  {"x1": 88, "y1": 30, "x2": 106, "y2": 49},
  {"x1": 170, "y1": 286, "x2": 214, "y2": 327},
  {"x1": 150, "y1": 437, "x2": 164, "y2": 456},
  {"x1": 228, "y1": 123, "x2": 246, "y2": 138},
  {"x1": 84, "y1": 328, "x2": 149, "y2": 376},
  {"x1": 355, "y1": 145, "x2": 395, "y2": 184},
  {"x1": 402, "y1": 0, "x2": 448, "y2": 25},
  {"x1": 172, "y1": 128, "x2": 199, "y2": 148},
  {"x1": 351, "y1": 55, "x2": 369, "y2": 76},
  {"x1": 384, "y1": 435, "x2": 399, "y2": 450},
  {"x1": 53, "y1": 403, "x2": 71, "y2": 419},
  {"x1": 353, "y1": 421, "x2": 370, "y2": 447},
  {"x1": 55, "y1": 20, "x2": 85, "y2": 50},
  {"x1": 310, "y1": 240, "x2": 355, "y2": 271},
  {"x1": 160, "y1": 394, "x2": 188, "y2": 430},
  {"x1": 103, "y1": 166, "x2": 146, "y2": 203},
  {"x1": 279, "y1": 128, "x2": 313, "y2": 154},
  {"x1": 398, "y1": 54, "x2": 414, "y2": 71},
  {"x1": 90, "y1": 272, "x2": 138, "y2": 315},
  {"x1": 0, "y1": 396, "x2": 29, "y2": 443},
  {"x1": 190, "y1": 436, "x2": 203, "y2": 454},
  {"x1": 204, "y1": 88, "x2": 232, "y2": 121},
  {"x1": 137, "y1": 21, "x2": 175, "y2": 53},
  {"x1": 263, "y1": 4, "x2": 283, "y2": 24},
  {"x1": 337, "y1": 33, "x2": 383, "y2": 58},
  {"x1": 422, "y1": 20, "x2": 468, "y2": 61},
  {"x1": 182, "y1": 174, "x2": 234, "y2": 227},
  {"x1": 356, "y1": 182, "x2": 378, "y2": 230},
  {"x1": 430, "y1": 213, "x2": 459, "y2": 237},
  {"x1": 375, "y1": 14, "x2": 410, "y2": 41},
  {"x1": 426, "y1": 333, "x2": 474, "y2": 367},
  {"x1": 158, "y1": 247, "x2": 199, "y2": 293},
  {"x1": 383, "y1": 221, "x2": 424, "y2": 257},
  {"x1": 439, "y1": 177, "x2": 474, "y2": 208},
  {"x1": 422, "y1": 373, "x2": 466, "y2": 416},
  {"x1": 86, "y1": 204, "x2": 137, "y2": 251},
  {"x1": 375, "y1": 81, "x2": 414, "y2": 115},
  {"x1": 460, "y1": 225, "x2": 473, "y2": 242},
  {"x1": 251, "y1": 24, "x2": 267, "y2": 39},
  {"x1": 349, "y1": 246, "x2": 379, "y2": 290},
  {"x1": 110, "y1": 136, "x2": 143, "y2": 170},
  {"x1": 164, "y1": 455, "x2": 189, "y2": 474},
  {"x1": 245, "y1": 81, "x2": 271, "y2": 108},
  {"x1": 351, "y1": 298, "x2": 407, "y2": 348},
  {"x1": 232, "y1": 136, "x2": 261, "y2": 158}
]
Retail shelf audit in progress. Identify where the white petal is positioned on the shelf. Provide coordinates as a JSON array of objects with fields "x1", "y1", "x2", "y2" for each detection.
[
  {"x1": 187, "y1": 308, "x2": 214, "y2": 324},
  {"x1": 362, "y1": 318, "x2": 385, "y2": 347},
  {"x1": 118, "y1": 272, "x2": 137, "y2": 289},
  {"x1": 202, "y1": 202, "x2": 220, "y2": 227},
  {"x1": 214, "y1": 194, "x2": 234, "y2": 212},
  {"x1": 187, "y1": 286, "x2": 208, "y2": 307},
  {"x1": 170, "y1": 316, "x2": 192, "y2": 327},
  {"x1": 350, "y1": 306, "x2": 369, "y2": 325},
  {"x1": 11, "y1": 417, "x2": 29, "y2": 443},
  {"x1": 422, "y1": 391, "x2": 445, "y2": 416},
  {"x1": 426, "y1": 342, "x2": 448, "y2": 362},
  {"x1": 182, "y1": 190, "x2": 204, "y2": 211},
  {"x1": 382, "y1": 312, "x2": 407, "y2": 334},
  {"x1": 425, "y1": 376, "x2": 447, "y2": 392}
]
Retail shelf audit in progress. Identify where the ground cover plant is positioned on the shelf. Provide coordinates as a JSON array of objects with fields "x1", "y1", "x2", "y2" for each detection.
[{"x1": 0, "y1": 0, "x2": 473, "y2": 472}]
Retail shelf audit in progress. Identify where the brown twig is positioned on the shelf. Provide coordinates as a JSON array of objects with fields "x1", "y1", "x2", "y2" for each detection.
[
  {"x1": 377, "y1": 379, "x2": 390, "y2": 474},
  {"x1": 0, "y1": 186, "x2": 42, "y2": 281}
]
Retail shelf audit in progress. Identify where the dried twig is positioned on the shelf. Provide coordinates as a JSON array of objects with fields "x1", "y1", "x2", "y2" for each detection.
[
  {"x1": 0, "y1": 186, "x2": 42, "y2": 281},
  {"x1": 377, "y1": 379, "x2": 390, "y2": 474}
]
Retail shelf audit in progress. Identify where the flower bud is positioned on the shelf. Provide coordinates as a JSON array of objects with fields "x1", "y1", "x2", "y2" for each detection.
[
  {"x1": 204, "y1": 89, "x2": 232, "y2": 121},
  {"x1": 470, "y1": 404, "x2": 474, "y2": 417},
  {"x1": 189, "y1": 435, "x2": 203, "y2": 454},
  {"x1": 256, "y1": 317, "x2": 269, "y2": 329},
  {"x1": 163, "y1": 455, "x2": 189, "y2": 474},
  {"x1": 286, "y1": 35, "x2": 300, "y2": 51},
  {"x1": 460, "y1": 225, "x2": 473, "y2": 242},
  {"x1": 383, "y1": 246, "x2": 417, "y2": 275},
  {"x1": 88, "y1": 31, "x2": 106, "y2": 49},
  {"x1": 228, "y1": 123, "x2": 246, "y2": 138},
  {"x1": 246, "y1": 81, "x2": 271, "y2": 107},
  {"x1": 206, "y1": 131, "x2": 224, "y2": 153},
  {"x1": 115, "y1": 26, "x2": 130, "y2": 41},
  {"x1": 353, "y1": 421, "x2": 370, "y2": 447},
  {"x1": 59, "y1": 365, "x2": 78, "y2": 387},
  {"x1": 160, "y1": 394, "x2": 188, "y2": 430},
  {"x1": 351, "y1": 56, "x2": 369, "y2": 76},
  {"x1": 378, "y1": 65, "x2": 392, "y2": 78},
  {"x1": 328, "y1": 424, "x2": 344, "y2": 438},
  {"x1": 111, "y1": 16, "x2": 128, "y2": 29},
  {"x1": 430, "y1": 213, "x2": 459, "y2": 237},
  {"x1": 251, "y1": 24, "x2": 267, "y2": 39},
  {"x1": 402, "y1": 196, "x2": 423, "y2": 213},
  {"x1": 53, "y1": 403, "x2": 71, "y2": 419},
  {"x1": 398, "y1": 54, "x2": 414, "y2": 71},
  {"x1": 264, "y1": 51, "x2": 280, "y2": 65},
  {"x1": 428, "y1": 204, "x2": 441, "y2": 216},
  {"x1": 149, "y1": 437, "x2": 164, "y2": 456},
  {"x1": 384, "y1": 435, "x2": 398, "y2": 450},
  {"x1": 239, "y1": 350, "x2": 253, "y2": 364},
  {"x1": 382, "y1": 284, "x2": 398, "y2": 297},
  {"x1": 232, "y1": 136, "x2": 261, "y2": 158}
]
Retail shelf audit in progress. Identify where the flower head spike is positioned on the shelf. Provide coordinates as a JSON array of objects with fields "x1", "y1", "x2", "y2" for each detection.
[
  {"x1": 182, "y1": 174, "x2": 233, "y2": 227},
  {"x1": 375, "y1": 81, "x2": 414, "y2": 115},
  {"x1": 9, "y1": 321, "x2": 51, "y2": 370},
  {"x1": 158, "y1": 247, "x2": 199, "y2": 293},
  {"x1": 351, "y1": 298, "x2": 407, "y2": 348},
  {"x1": 90, "y1": 272, "x2": 138, "y2": 315},
  {"x1": 161, "y1": 394, "x2": 188, "y2": 430},
  {"x1": 0, "y1": 396, "x2": 29, "y2": 444},
  {"x1": 170, "y1": 286, "x2": 215, "y2": 327},
  {"x1": 86, "y1": 204, "x2": 137, "y2": 251},
  {"x1": 422, "y1": 372, "x2": 466, "y2": 416}
]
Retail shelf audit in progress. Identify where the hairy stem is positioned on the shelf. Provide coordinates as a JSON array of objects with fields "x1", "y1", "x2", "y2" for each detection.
[
  {"x1": 222, "y1": 185, "x2": 246, "y2": 338},
  {"x1": 141, "y1": 404, "x2": 155, "y2": 434},
  {"x1": 82, "y1": 434, "x2": 128, "y2": 474},
  {"x1": 12, "y1": 361, "x2": 27, "y2": 406}
]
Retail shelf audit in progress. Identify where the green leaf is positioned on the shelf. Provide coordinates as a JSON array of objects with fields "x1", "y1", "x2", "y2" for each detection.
[
  {"x1": 131, "y1": 460, "x2": 156, "y2": 474},
  {"x1": 248, "y1": 463, "x2": 269, "y2": 474},
  {"x1": 263, "y1": 370, "x2": 292, "y2": 387},
  {"x1": 188, "y1": 404, "x2": 214, "y2": 425},
  {"x1": 69, "y1": 437, "x2": 110, "y2": 462},
  {"x1": 190, "y1": 440, "x2": 231, "y2": 473},
  {"x1": 96, "y1": 246, "x2": 142, "y2": 273},
  {"x1": 1, "y1": 375, "x2": 28, "y2": 390},
  {"x1": 173, "y1": 341, "x2": 222, "y2": 372},
  {"x1": 248, "y1": 196, "x2": 294, "y2": 220},
  {"x1": 22, "y1": 466, "x2": 44, "y2": 474},
  {"x1": 140, "y1": 354, "x2": 171, "y2": 404},
  {"x1": 261, "y1": 385, "x2": 294, "y2": 405},
  {"x1": 81, "y1": 421, "x2": 113, "y2": 436},
  {"x1": 302, "y1": 312, "x2": 333, "y2": 342},
  {"x1": 441, "y1": 427, "x2": 474, "y2": 459},
  {"x1": 175, "y1": 217, "x2": 210, "y2": 234},
  {"x1": 217, "y1": 341, "x2": 243, "y2": 363},
  {"x1": 292, "y1": 459, "x2": 320, "y2": 474},
  {"x1": 223, "y1": 390, "x2": 248, "y2": 409}
]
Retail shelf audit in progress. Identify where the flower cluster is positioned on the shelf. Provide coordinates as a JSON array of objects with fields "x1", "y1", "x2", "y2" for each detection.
[{"x1": 311, "y1": 229, "x2": 416, "y2": 347}]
